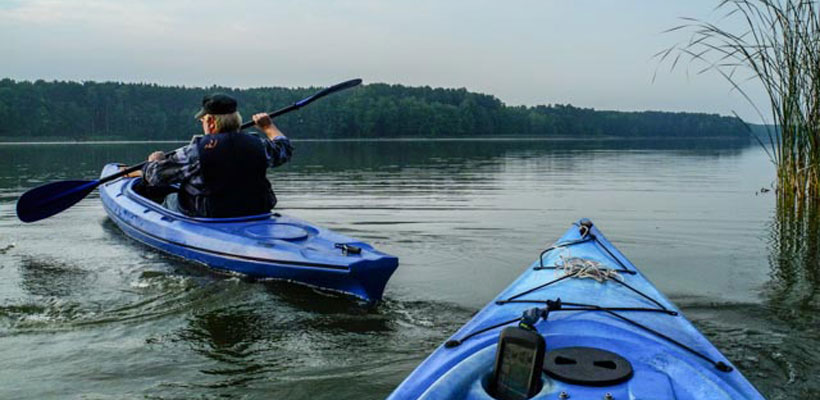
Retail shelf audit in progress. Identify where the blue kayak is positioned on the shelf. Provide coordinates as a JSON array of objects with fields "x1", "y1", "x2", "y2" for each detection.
[
  {"x1": 388, "y1": 219, "x2": 763, "y2": 399},
  {"x1": 98, "y1": 163, "x2": 398, "y2": 302}
]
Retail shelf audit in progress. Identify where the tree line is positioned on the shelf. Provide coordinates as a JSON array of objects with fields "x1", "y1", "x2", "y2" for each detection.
[{"x1": 0, "y1": 79, "x2": 749, "y2": 141}]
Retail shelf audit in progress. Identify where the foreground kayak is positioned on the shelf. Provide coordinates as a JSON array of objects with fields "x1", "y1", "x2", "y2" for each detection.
[
  {"x1": 388, "y1": 219, "x2": 763, "y2": 399},
  {"x1": 98, "y1": 163, "x2": 398, "y2": 302}
]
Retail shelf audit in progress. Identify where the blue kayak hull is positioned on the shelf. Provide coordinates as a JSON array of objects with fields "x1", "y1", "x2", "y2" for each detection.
[
  {"x1": 99, "y1": 163, "x2": 398, "y2": 302},
  {"x1": 388, "y1": 219, "x2": 763, "y2": 399}
]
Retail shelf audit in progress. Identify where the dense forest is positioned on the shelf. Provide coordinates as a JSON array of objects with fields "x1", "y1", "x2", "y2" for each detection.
[{"x1": 0, "y1": 79, "x2": 750, "y2": 141}]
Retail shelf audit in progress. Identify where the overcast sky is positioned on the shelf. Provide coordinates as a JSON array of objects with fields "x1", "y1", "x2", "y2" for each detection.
[{"x1": 0, "y1": 0, "x2": 769, "y2": 121}]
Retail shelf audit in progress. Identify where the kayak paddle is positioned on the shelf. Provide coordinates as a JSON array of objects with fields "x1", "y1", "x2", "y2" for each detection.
[{"x1": 16, "y1": 78, "x2": 363, "y2": 223}]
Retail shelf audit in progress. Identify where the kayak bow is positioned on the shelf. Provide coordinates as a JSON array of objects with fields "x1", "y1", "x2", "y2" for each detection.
[{"x1": 388, "y1": 219, "x2": 763, "y2": 399}]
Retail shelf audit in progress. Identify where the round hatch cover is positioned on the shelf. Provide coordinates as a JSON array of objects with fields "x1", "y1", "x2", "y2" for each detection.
[
  {"x1": 542, "y1": 347, "x2": 633, "y2": 387},
  {"x1": 243, "y1": 223, "x2": 309, "y2": 241}
]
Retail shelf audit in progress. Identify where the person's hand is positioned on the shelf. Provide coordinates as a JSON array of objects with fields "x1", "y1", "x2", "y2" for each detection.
[
  {"x1": 253, "y1": 112, "x2": 285, "y2": 139},
  {"x1": 120, "y1": 166, "x2": 142, "y2": 178},
  {"x1": 148, "y1": 151, "x2": 165, "y2": 162},
  {"x1": 252, "y1": 113, "x2": 272, "y2": 130}
]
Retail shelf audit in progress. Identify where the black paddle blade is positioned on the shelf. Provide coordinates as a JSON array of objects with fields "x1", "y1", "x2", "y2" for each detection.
[{"x1": 16, "y1": 180, "x2": 100, "y2": 223}]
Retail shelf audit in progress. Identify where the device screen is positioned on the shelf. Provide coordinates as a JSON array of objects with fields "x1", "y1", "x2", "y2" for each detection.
[{"x1": 494, "y1": 341, "x2": 538, "y2": 400}]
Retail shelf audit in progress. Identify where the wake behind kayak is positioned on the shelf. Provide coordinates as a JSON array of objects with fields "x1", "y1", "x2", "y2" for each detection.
[
  {"x1": 388, "y1": 219, "x2": 763, "y2": 399},
  {"x1": 98, "y1": 163, "x2": 398, "y2": 303}
]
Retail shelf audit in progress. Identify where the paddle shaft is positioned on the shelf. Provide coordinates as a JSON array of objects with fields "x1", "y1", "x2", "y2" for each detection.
[{"x1": 99, "y1": 78, "x2": 362, "y2": 185}]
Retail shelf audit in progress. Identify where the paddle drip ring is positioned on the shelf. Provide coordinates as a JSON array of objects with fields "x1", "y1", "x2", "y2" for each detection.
[{"x1": 557, "y1": 250, "x2": 621, "y2": 282}]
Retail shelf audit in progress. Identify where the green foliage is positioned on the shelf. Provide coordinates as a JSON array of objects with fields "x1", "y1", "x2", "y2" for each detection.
[{"x1": 0, "y1": 79, "x2": 748, "y2": 141}]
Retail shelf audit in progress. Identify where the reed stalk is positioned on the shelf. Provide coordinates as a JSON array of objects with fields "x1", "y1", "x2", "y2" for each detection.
[{"x1": 661, "y1": 0, "x2": 820, "y2": 204}]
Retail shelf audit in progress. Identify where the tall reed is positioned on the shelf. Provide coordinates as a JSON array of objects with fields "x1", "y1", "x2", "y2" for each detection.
[{"x1": 661, "y1": 0, "x2": 820, "y2": 205}]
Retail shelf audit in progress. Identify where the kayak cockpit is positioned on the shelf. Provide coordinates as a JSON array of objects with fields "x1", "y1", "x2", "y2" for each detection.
[
  {"x1": 122, "y1": 178, "x2": 273, "y2": 223},
  {"x1": 418, "y1": 322, "x2": 746, "y2": 400}
]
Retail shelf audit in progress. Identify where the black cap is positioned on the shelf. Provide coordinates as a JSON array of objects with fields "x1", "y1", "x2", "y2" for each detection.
[{"x1": 194, "y1": 93, "x2": 237, "y2": 119}]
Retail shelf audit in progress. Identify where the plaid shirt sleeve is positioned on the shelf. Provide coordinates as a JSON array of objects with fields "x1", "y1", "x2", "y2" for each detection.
[
  {"x1": 142, "y1": 142, "x2": 201, "y2": 187},
  {"x1": 261, "y1": 135, "x2": 294, "y2": 168}
]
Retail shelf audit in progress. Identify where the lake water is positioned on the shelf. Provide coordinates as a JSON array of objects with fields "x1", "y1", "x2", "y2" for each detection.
[{"x1": 0, "y1": 139, "x2": 817, "y2": 399}]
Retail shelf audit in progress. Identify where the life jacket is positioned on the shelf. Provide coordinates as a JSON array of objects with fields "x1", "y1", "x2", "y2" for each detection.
[{"x1": 180, "y1": 132, "x2": 275, "y2": 217}]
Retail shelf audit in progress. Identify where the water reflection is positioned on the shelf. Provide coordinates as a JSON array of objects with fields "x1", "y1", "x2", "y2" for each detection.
[
  {"x1": 767, "y1": 199, "x2": 820, "y2": 324},
  {"x1": 0, "y1": 139, "x2": 749, "y2": 194},
  {"x1": 18, "y1": 256, "x2": 92, "y2": 297},
  {"x1": 753, "y1": 198, "x2": 820, "y2": 397}
]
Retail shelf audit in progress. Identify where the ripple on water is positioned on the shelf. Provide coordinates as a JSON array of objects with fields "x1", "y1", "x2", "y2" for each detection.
[
  {"x1": 17, "y1": 256, "x2": 94, "y2": 297},
  {"x1": 150, "y1": 285, "x2": 475, "y2": 397},
  {"x1": 681, "y1": 300, "x2": 820, "y2": 399},
  {"x1": 0, "y1": 268, "x2": 243, "y2": 335},
  {"x1": 0, "y1": 298, "x2": 96, "y2": 333}
]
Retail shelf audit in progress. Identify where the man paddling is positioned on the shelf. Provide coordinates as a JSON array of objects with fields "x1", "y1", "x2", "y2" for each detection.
[{"x1": 133, "y1": 93, "x2": 293, "y2": 217}]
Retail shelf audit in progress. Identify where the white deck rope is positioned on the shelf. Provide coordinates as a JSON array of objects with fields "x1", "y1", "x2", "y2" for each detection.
[{"x1": 557, "y1": 250, "x2": 621, "y2": 282}]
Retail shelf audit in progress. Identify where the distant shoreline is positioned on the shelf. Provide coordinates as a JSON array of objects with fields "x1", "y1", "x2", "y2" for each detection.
[
  {"x1": 1, "y1": 80, "x2": 751, "y2": 142},
  {"x1": 0, "y1": 136, "x2": 751, "y2": 145}
]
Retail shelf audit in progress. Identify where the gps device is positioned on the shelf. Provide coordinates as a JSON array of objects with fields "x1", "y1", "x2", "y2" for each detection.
[{"x1": 490, "y1": 326, "x2": 546, "y2": 400}]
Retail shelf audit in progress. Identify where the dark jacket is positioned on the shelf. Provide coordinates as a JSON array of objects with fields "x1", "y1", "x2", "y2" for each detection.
[{"x1": 142, "y1": 133, "x2": 293, "y2": 217}]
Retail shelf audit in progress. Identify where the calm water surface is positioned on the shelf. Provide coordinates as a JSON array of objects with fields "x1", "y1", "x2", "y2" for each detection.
[{"x1": 0, "y1": 139, "x2": 817, "y2": 399}]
